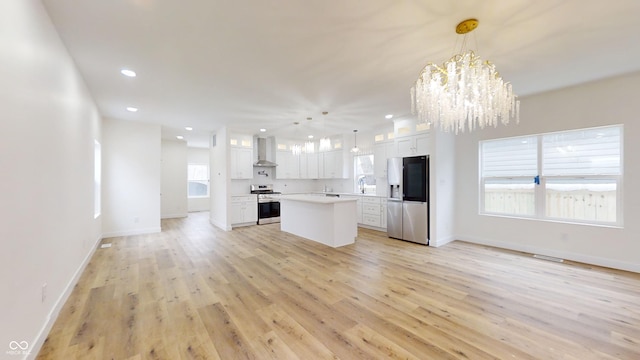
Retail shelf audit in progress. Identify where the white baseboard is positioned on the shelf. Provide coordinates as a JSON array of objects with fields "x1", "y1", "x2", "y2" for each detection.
[
  {"x1": 458, "y1": 235, "x2": 640, "y2": 273},
  {"x1": 27, "y1": 234, "x2": 102, "y2": 360},
  {"x1": 161, "y1": 213, "x2": 187, "y2": 219},
  {"x1": 101, "y1": 227, "x2": 161, "y2": 239},
  {"x1": 209, "y1": 217, "x2": 231, "y2": 231},
  {"x1": 357, "y1": 224, "x2": 387, "y2": 232},
  {"x1": 231, "y1": 222, "x2": 257, "y2": 229},
  {"x1": 430, "y1": 235, "x2": 456, "y2": 247}
]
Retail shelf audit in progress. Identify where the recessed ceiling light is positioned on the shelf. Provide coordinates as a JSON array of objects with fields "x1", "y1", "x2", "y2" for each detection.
[
  {"x1": 259, "y1": 128, "x2": 267, "y2": 132},
  {"x1": 126, "y1": 107, "x2": 138, "y2": 112},
  {"x1": 120, "y1": 69, "x2": 137, "y2": 77},
  {"x1": 176, "y1": 135, "x2": 184, "y2": 140},
  {"x1": 308, "y1": 135, "x2": 314, "y2": 139},
  {"x1": 306, "y1": 117, "x2": 312, "y2": 121},
  {"x1": 185, "y1": 127, "x2": 193, "y2": 131},
  {"x1": 385, "y1": 114, "x2": 394, "y2": 119}
]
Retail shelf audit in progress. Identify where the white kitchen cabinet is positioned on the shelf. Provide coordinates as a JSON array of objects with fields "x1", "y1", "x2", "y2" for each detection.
[
  {"x1": 230, "y1": 147, "x2": 253, "y2": 179},
  {"x1": 319, "y1": 150, "x2": 345, "y2": 179},
  {"x1": 231, "y1": 195, "x2": 257, "y2": 226},
  {"x1": 229, "y1": 133, "x2": 254, "y2": 179},
  {"x1": 361, "y1": 196, "x2": 382, "y2": 227},
  {"x1": 396, "y1": 134, "x2": 429, "y2": 157},
  {"x1": 380, "y1": 198, "x2": 387, "y2": 229},
  {"x1": 276, "y1": 150, "x2": 300, "y2": 179},
  {"x1": 300, "y1": 152, "x2": 319, "y2": 179},
  {"x1": 229, "y1": 134, "x2": 253, "y2": 148},
  {"x1": 373, "y1": 141, "x2": 395, "y2": 178}
]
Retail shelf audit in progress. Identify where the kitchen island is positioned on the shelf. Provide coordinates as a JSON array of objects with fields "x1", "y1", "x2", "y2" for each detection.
[{"x1": 279, "y1": 194, "x2": 358, "y2": 247}]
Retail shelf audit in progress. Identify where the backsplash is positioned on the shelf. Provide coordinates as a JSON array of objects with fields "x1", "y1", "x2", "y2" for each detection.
[{"x1": 229, "y1": 167, "x2": 352, "y2": 194}]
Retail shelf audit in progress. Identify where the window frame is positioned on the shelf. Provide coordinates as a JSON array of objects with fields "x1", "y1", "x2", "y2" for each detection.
[
  {"x1": 187, "y1": 163, "x2": 210, "y2": 198},
  {"x1": 353, "y1": 153, "x2": 375, "y2": 194},
  {"x1": 479, "y1": 125, "x2": 623, "y2": 227}
]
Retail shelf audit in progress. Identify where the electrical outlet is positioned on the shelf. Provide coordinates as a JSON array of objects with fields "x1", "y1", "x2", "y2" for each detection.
[
  {"x1": 134, "y1": 217, "x2": 139, "y2": 223},
  {"x1": 42, "y1": 283, "x2": 47, "y2": 303}
]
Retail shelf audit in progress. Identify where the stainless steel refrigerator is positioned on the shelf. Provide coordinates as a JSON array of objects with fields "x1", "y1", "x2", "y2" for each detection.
[{"x1": 387, "y1": 156, "x2": 429, "y2": 245}]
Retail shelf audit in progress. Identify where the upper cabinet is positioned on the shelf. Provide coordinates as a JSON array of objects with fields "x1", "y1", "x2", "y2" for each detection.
[
  {"x1": 373, "y1": 141, "x2": 395, "y2": 178},
  {"x1": 393, "y1": 119, "x2": 430, "y2": 157},
  {"x1": 300, "y1": 152, "x2": 319, "y2": 179},
  {"x1": 319, "y1": 150, "x2": 346, "y2": 179},
  {"x1": 274, "y1": 137, "x2": 345, "y2": 179},
  {"x1": 372, "y1": 120, "x2": 430, "y2": 179},
  {"x1": 276, "y1": 149, "x2": 300, "y2": 179},
  {"x1": 229, "y1": 133, "x2": 253, "y2": 179},
  {"x1": 396, "y1": 135, "x2": 428, "y2": 156}
]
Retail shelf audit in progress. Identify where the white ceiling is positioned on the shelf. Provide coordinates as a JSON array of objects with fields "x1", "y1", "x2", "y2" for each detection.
[{"x1": 42, "y1": 0, "x2": 640, "y2": 148}]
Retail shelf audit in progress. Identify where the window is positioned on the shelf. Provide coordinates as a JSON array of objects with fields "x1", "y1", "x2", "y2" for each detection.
[
  {"x1": 480, "y1": 125, "x2": 622, "y2": 226},
  {"x1": 188, "y1": 163, "x2": 209, "y2": 197},
  {"x1": 94, "y1": 140, "x2": 101, "y2": 218},
  {"x1": 481, "y1": 136, "x2": 537, "y2": 216},
  {"x1": 354, "y1": 154, "x2": 375, "y2": 194}
]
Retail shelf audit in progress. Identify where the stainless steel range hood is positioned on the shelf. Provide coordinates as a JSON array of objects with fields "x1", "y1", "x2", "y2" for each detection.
[{"x1": 254, "y1": 137, "x2": 278, "y2": 167}]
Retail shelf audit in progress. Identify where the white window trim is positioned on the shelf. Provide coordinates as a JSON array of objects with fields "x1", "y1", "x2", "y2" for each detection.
[
  {"x1": 188, "y1": 163, "x2": 210, "y2": 198},
  {"x1": 479, "y1": 125, "x2": 623, "y2": 228}
]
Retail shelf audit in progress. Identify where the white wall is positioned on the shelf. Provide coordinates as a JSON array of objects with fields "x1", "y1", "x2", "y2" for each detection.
[
  {"x1": 0, "y1": 1, "x2": 102, "y2": 357},
  {"x1": 429, "y1": 130, "x2": 456, "y2": 246},
  {"x1": 187, "y1": 147, "x2": 210, "y2": 212},
  {"x1": 455, "y1": 72, "x2": 640, "y2": 272},
  {"x1": 161, "y1": 140, "x2": 188, "y2": 218},
  {"x1": 210, "y1": 128, "x2": 230, "y2": 230},
  {"x1": 102, "y1": 118, "x2": 161, "y2": 237}
]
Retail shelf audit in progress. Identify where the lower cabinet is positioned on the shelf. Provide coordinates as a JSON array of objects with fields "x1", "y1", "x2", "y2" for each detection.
[
  {"x1": 231, "y1": 195, "x2": 257, "y2": 227},
  {"x1": 361, "y1": 197, "x2": 382, "y2": 227},
  {"x1": 352, "y1": 196, "x2": 387, "y2": 231},
  {"x1": 380, "y1": 198, "x2": 387, "y2": 229}
]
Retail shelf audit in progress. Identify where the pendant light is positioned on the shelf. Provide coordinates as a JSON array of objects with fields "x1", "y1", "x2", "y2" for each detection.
[
  {"x1": 319, "y1": 111, "x2": 332, "y2": 152},
  {"x1": 351, "y1": 129, "x2": 359, "y2": 153}
]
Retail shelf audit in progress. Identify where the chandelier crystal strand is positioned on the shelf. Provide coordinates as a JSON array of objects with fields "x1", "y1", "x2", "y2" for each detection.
[{"x1": 411, "y1": 20, "x2": 520, "y2": 134}]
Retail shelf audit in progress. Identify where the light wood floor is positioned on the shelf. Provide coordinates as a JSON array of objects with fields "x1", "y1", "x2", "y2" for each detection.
[{"x1": 38, "y1": 212, "x2": 640, "y2": 359}]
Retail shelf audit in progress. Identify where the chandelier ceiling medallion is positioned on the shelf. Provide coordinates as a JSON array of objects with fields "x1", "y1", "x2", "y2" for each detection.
[{"x1": 411, "y1": 18, "x2": 520, "y2": 134}]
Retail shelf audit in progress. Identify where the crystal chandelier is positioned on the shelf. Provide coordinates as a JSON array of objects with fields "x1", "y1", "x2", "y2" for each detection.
[{"x1": 411, "y1": 19, "x2": 520, "y2": 134}]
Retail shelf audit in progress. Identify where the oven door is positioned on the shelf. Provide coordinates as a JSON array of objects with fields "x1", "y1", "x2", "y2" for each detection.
[
  {"x1": 269, "y1": 201, "x2": 280, "y2": 218},
  {"x1": 258, "y1": 201, "x2": 281, "y2": 224}
]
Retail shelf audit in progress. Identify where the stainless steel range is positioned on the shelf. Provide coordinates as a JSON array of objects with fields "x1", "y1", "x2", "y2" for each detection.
[{"x1": 250, "y1": 184, "x2": 281, "y2": 225}]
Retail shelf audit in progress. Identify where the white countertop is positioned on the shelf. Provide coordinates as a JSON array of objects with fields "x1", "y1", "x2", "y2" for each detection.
[
  {"x1": 312, "y1": 192, "x2": 384, "y2": 198},
  {"x1": 280, "y1": 194, "x2": 359, "y2": 204}
]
